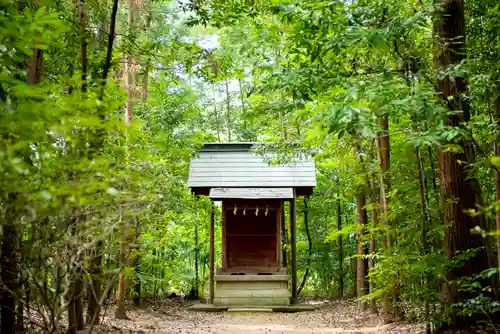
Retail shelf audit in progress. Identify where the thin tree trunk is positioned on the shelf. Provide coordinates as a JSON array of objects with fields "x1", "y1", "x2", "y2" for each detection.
[
  {"x1": 99, "y1": 0, "x2": 119, "y2": 101},
  {"x1": 416, "y1": 146, "x2": 431, "y2": 333},
  {"x1": 239, "y1": 78, "x2": 247, "y2": 136},
  {"x1": 367, "y1": 178, "x2": 378, "y2": 313},
  {"x1": 142, "y1": 9, "x2": 151, "y2": 101},
  {"x1": 69, "y1": 1, "x2": 89, "y2": 330},
  {"x1": 68, "y1": 292, "x2": 77, "y2": 334},
  {"x1": 75, "y1": 279, "x2": 84, "y2": 329},
  {"x1": 376, "y1": 115, "x2": 399, "y2": 322},
  {"x1": 133, "y1": 258, "x2": 141, "y2": 306},
  {"x1": 225, "y1": 79, "x2": 231, "y2": 141},
  {"x1": 131, "y1": 5, "x2": 151, "y2": 308},
  {"x1": 356, "y1": 187, "x2": 368, "y2": 311},
  {"x1": 496, "y1": 97, "x2": 500, "y2": 270},
  {"x1": 298, "y1": 198, "x2": 311, "y2": 296},
  {"x1": 16, "y1": 279, "x2": 24, "y2": 332},
  {"x1": 124, "y1": 0, "x2": 136, "y2": 124},
  {"x1": 86, "y1": 245, "x2": 103, "y2": 325},
  {"x1": 1, "y1": 196, "x2": 21, "y2": 334},
  {"x1": 68, "y1": 216, "x2": 84, "y2": 333},
  {"x1": 213, "y1": 84, "x2": 221, "y2": 141},
  {"x1": 427, "y1": 146, "x2": 438, "y2": 194},
  {"x1": 408, "y1": 63, "x2": 432, "y2": 330},
  {"x1": 434, "y1": 0, "x2": 492, "y2": 327},
  {"x1": 337, "y1": 193, "x2": 344, "y2": 299},
  {"x1": 115, "y1": 208, "x2": 128, "y2": 319},
  {"x1": 194, "y1": 221, "x2": 199, "y2": 299},
  {"x1": 86, "y1": 0, "x2": 120, "y2": 325},
  {"x1": 152, "y1": 248, "x2": 158, "y2": 301},
  {"x1": 281, "y1": 204, "x2": 288, "y2": 268},
  {"x1": 80, "y1": 0, "x2": 88, "y2": 93},
  {"x1": 416, "y1": 152, "x2": 431, "y2": 254},
  {"x1": 116, "y1": 0, "x2": 138, "y2": 319},
  {"x1": 142, "y1": 64, "x2": 150, "y2": 101}
]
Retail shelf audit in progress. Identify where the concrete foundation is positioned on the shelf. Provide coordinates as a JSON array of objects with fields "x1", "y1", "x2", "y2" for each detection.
[{"x1": 214, "y1": 274, "x2": 291, "y2": 306}]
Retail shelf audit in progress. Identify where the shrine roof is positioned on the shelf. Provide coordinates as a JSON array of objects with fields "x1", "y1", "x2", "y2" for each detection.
[{"x1": 188, "y1": 142, "x2": 316, "y2": 196}]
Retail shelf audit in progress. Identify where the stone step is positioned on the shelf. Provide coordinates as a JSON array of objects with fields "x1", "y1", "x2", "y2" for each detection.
[
  {"x1": 215, "y1": 289, "x2": 290, "y2": 298},
  {"x1": 227, "y1": 307, "x2": 273, "y2": 312},
  {"x1": 214, "y1": 296, "x2": 290, "y2": 306},
  {"x1": 217, "y1": 281, "x2": 288, "y2": 290},
  {"x1": 215, "y1": 275, "x2": 290, "y2": 282},
  {"x1": 187, "y1": 304, "x2": 316, "y2": 313}
]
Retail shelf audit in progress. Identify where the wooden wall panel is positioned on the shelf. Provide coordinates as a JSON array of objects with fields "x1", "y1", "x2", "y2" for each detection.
[{"x1": 223, "y1": 200, "x2": 281, "y2": 268}]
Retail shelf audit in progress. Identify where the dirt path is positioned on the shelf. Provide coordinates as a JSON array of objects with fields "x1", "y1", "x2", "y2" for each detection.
[{"x1": 95, "y1": 299, "x2": 425, "y2": 333}]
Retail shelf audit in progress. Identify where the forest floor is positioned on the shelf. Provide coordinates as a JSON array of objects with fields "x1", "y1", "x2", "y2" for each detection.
[{"x1": 95, "y1": 298, "x2": 430, "y2": 333}]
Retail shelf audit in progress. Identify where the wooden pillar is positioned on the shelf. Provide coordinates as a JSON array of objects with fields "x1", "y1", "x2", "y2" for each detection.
[
  {"x1": 281, "y1": 202, "x2": 287, "y2": 267},
  {"x1": 209, "y1": 201, "x2": 215, "y2": 304},
  {"x1": 290, "y1": 189, "x2": 298, "y2": 304}
]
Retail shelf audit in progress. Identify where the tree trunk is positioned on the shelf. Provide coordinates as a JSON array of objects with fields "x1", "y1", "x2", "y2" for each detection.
[
  {"x1": 367, "y1": 177, "x2": 379, "y2": 313},
  {"x1": 116, "y1": 0, "x2": 138, "y2": 319},
  {"x1": 1, "y1": 42, "x2": 44, "y2": 333},
  {"x1": 281, "y1": 204, "x2": 288, "y2": 268},
  {"x1": 86, "y1": 245, "x2": 103, "y2": 325},
  {"x1": 434, "y1": 0, "x2": 492, "y2": 327},
  {"x1": 98, "y1": 0, "x2": 119, "y2": 101},
  {"x1": 79, "y1": 0, "x2": 88, "y2": 93},
  {"x1": 376, "y1": 115, "x2": 399, "y2": 322},
  {"x1": 133, "y1": 258, "x2": 141, "y2": 306},
  {"x1": 69, "y1": 2, "x2": 89, "y2": 330},
  {"x1": 238, "y1": 78, "x2": 247, "y2": 137},
  {"x1": 1, "y1": 196, "x2": 21, "y2": 334},
  {"x1": 124, "y1": 0, "x2": 136, "y2": 124},
  {"x1": 356, "y1": 187, "x2": 368, "y2": 311},
  {"x1": 213, "y1": 84, "x2": 221, "y2": 141},
  {"x1": 86, "y1": 0, "x2": 120, "y2": 324},
  {"x1": 298, "y1": 198, "x2": 311, "y2": 296},
  {"x1": 142, "y1": 9, "x2": 151, "y2": 101},
  {"x1": 496, "y1": 97, "x2": 500, "y2": 270},
  {"x1": 115, "y1": 228, "x2": 128, "y2": 319},
  {"x1": 194, "y1": 221, "x2": 199, "y2": 299},
  {"x1": 416, "y1": 146, "x2": 431, "y2": 332},
  {"x1": 337, "y1": 194, "x2": 344, "y2": 299},
  {"x1": 67, "y1": 215, "x2": 84, "y2": 332},
  {"x1": 74, "y1": 277, "x2": 84, "y2": 330},
  {"x1": 225, "y1": 79, "x2": 231, "y2": 141},
  {"x1": 27, "y1": 49, "x2": 44, "y2": 84}
]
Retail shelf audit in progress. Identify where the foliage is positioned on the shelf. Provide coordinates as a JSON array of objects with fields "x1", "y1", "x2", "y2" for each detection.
[{"x1": 1, "y1": 0, "x2": 500, "y2": 331}]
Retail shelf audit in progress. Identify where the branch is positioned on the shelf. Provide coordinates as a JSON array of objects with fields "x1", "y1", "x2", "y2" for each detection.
[{"x1": 99, "y1": 0, "x2": 119, "y2": 101}]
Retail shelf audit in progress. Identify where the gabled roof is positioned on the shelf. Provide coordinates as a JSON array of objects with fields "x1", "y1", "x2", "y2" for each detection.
[{"x1": 188, "y1": 142, "x2": 316, "y2": 196}]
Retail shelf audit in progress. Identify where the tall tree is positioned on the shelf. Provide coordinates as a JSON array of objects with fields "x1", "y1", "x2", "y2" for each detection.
[
  {"x1": 0, "y1": 8, "x2": 45, "y2": 329},
  {"x1": 434, "y1": 0, "x2": 492, "y2": 327},
  {"x1": 376, "y1": 114, "x2": 398, "y2": 321},
  {"x1": 116, "y1": 0, "x2": 139, "y2": 320},
  {"x1": 86, "y1": 0, "x2": 120, "y2": 327}
]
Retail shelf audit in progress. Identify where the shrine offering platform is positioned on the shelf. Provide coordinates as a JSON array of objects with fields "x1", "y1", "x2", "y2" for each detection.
[{"x1": 214, "y1": 273, "x2": 290, "y2": 306}]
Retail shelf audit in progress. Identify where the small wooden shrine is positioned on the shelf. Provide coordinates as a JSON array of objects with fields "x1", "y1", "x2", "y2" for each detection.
[{"x1": 188, "y1": 143, "x2": 316, "y2": 307}]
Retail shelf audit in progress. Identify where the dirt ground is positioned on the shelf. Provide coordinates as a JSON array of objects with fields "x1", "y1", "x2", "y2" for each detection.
[{"x1": 95, "y1": 299, "x2": 428, "y2": 334}]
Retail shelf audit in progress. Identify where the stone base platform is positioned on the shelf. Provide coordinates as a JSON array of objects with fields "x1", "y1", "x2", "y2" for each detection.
[
  {"x1": 187, "y1": 304, "x2": 316, "y2": 313},
  {"x1": 214, "y1": 274, "x2": 290, "y2": 306}
]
